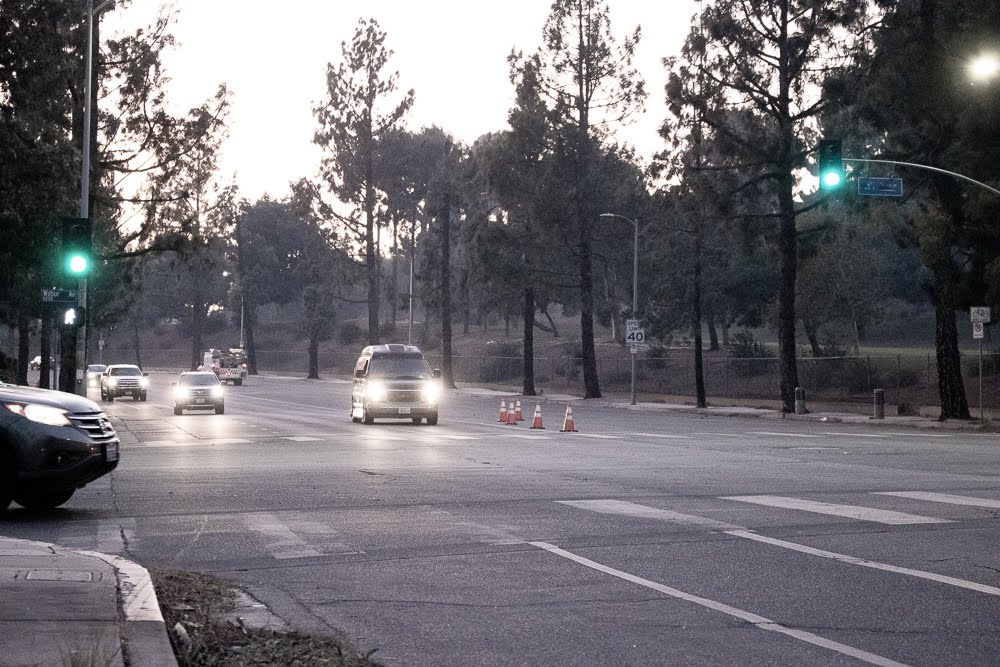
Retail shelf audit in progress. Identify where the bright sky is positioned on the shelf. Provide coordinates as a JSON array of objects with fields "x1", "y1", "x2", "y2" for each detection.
[{"x1": 108, "y1": 1, "x2": 699, "y2": 201}]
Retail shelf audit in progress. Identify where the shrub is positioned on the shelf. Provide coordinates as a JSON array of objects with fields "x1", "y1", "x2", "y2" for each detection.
[
  {"x1": 727, "y1": 330, "x2": 773, "y2": 359},
  {"x1": 338, "y1": 321, "x2": 363, "y2": 345}
]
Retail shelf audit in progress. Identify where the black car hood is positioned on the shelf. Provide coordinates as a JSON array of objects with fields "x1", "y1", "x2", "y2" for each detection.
[{"x1": 0, "y1": 384, "x2": 101, "y2": 413}]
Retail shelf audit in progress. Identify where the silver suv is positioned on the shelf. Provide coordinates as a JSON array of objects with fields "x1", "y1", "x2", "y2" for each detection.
[
  {"x1": 100, "y1": 364, "x2": 149, "y2": 401},
  {"x1": 351, "y1": 344, "x2": 442, "y2": 425}
]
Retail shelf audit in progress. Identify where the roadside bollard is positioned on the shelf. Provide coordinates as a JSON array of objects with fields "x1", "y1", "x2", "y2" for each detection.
[
  {"x1": 873, "y1": 388, "x2": 885, "y2": 419},
  {"x1": 794, "y1": 387, "x2": 806, "y2": 415}
]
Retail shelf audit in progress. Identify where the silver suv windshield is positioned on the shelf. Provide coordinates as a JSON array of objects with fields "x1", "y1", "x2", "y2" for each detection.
[
  {"x1": 111, "y1": 367, "x2": 141, "y2": 376},
  {"x1": 368, "y1": 356, "x2": 432, "y2": 379}
]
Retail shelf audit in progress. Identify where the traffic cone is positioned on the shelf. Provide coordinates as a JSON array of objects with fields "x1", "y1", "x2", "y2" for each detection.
[
  {"x1": 560, "y1": 405, "x2": 577, "y2": 432},
  {"x1": 507, "y1": 401, "x2": 519, "y2": 425},
  {"x1": 515, "y1": 400, "x2": 524, "y2": 421},
  {"x1": 530, "y1": 404, "x2": 545, "y2": 429},
  {"x1": 498, "y1": 400, "x2": 508, "y2": 423}
]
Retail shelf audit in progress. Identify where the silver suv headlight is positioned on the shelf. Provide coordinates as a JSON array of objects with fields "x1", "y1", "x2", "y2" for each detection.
[{"x1": 422, "y1": 381, "x2": 442, "y2": 404}]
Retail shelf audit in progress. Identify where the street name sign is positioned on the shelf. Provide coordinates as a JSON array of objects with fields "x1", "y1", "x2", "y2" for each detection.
[
  {"x1": 41, "y1": 288, "x2": 78, "y2": 303},
  {"x1": 857, "y1": 177, "x2": 903, "y2": 197}
]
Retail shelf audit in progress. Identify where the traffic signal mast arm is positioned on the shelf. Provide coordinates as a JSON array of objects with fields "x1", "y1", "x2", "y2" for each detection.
[{"x1": 843, "y1": 158, "x2": 1000, "y2": 197}]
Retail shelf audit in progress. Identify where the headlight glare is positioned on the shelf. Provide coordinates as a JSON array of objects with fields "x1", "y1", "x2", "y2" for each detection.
[
  {"x1": 422, "y1": 382, "x2": 442, "y2": 403},
  {"x1": 5, "y1": 403, "x2": 71, "y2": 426},
  {"x1": 211, "y1": 386, "x2": 224, "y2": 398},
  {"x1": 140, "y1": 377, "x2": 150, "y2": 388},
  {"x1": 108, "y1": 378, "x2": 118, "y2": 387},
  {"x1": 366, "y1": 381, "x2": 387, "y2": 402},
  {"x1": 173, "y1": 387, "x2": 190, "y2": 399}
]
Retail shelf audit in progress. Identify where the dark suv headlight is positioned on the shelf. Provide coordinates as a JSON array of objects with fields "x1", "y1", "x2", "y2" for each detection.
[{"x1": 4, "y1": 403, "x2": 71, "y2": 426}]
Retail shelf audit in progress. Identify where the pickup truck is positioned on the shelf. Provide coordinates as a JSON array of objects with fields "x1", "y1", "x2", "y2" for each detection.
[{"x1": 201, "y1": 349, "x2": 248, "y2": 385}]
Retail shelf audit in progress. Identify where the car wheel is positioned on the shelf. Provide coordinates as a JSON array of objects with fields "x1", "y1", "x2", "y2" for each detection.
[
  {"x1": 14, "y1": 488, "x2": 75, "y2": 511},
  {"x1": 412, "y1": 417, "x2": 422, "y2": 425},
  {"x1": 363, "y1": 403, "x2": 374, "y2": 425},
  {"x1": 140, "y1": 392, "x2": 147, "y2": 402},
  {"x1": 173, "y1": 405, "x2": 183, "y2": 416},
  {"x1": 426, "y1": 413, "x2": 439, "y2": 426},
  {"x1": 215, "y1": 404, "x2": 225, "y2": 415},
  {"x1": 0, "y1": 450, "x2": 14, "y2": 512},
  {"x1": 234, "y1": 379, "x2": 243, "y2": 386}
]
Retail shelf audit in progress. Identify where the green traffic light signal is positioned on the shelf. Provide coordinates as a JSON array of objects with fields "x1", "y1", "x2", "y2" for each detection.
[
  {"x1": 61, "y1": 218, "x2": 91, "y2": 277},
  {"x1": 818, "y1": 139, "x2": 844, "y2": 192}
]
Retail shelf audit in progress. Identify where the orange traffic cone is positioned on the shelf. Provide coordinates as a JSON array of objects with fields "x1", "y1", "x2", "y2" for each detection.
[
  {"x1": 507, "y1": 401, "x2": 519, "y2": 425},
  {"x1": 498, "y1": 400, "x2": 508, "y2": 423},
  {"x1": 515, "y1": 400, "x2": 524, "y2": 421},
  {"x1": 530, "y1": 404, "x2": 545, "y2": 429},
  {"x1": 560, "y1": 405, "x2": 577, "y2": 432}
]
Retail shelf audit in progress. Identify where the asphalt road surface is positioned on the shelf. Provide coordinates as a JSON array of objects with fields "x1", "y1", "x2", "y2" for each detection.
[{"x1": 3, "y1": 372, "x2": 999, "y2": 666}]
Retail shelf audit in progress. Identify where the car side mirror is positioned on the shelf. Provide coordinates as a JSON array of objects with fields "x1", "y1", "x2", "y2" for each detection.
[
  {"x1": 143, "y1": 372, "x2": 149, "y2": 376},
  {"x1": 432, "y1": 369, "x2": 442, "y2": 378}
]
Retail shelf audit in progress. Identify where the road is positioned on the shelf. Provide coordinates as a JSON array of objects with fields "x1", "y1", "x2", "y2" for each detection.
[{"x1": 3, "y1": 372, "x2": 1000, "y2": 666}]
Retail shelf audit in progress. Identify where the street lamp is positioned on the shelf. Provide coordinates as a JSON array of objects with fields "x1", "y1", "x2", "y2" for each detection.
[
  {"x1": 599, "y1": 213, "x2": 640, "y2": 405},
  {"x1": 968, "y1": 53, "x2": 1000, "y2": 82}
]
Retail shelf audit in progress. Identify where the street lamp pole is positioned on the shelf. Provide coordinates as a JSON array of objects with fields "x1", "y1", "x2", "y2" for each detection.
[{"x1": 600, "y1": 213, "x2": 639, "y2": 405}]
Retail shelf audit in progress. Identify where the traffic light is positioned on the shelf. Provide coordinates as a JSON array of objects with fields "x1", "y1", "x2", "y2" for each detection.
[
  {"x1": 61, "y1": 217, "x2": 91, "y2": 277},
  {"x1": 817, "y1": 139, "x2": 844, "y2": 191},
  {"x1": 60, "y1": 306, "x2": 86, "y2": 329}
]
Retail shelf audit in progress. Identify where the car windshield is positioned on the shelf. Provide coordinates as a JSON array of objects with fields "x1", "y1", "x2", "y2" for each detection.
[
  {"x1": 111, "y1": 367, "x2": 141, "y2": 376},
  {"x1": 87, "y1": 365, "x2": 106, "y2": 373},
  {"x1": 180, "y1": 373, "x2": 219, "y2": 387},
  {"x1": 368, "y1": 355, "x2": 432, "y2": 379}
]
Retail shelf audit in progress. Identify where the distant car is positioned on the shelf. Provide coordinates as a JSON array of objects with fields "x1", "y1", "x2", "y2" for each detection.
[
  {"x1": 172, "y1": 371, "x2": 224, "y2": 415},
  {"x1": 86, "y1": 364, "x2": 107, "y2": 388},
  {"x1": 100, "y1": 364, "x2": 149, "y2": 402},
  {"x1": 28, "y1": 355, "x2": 54, "y2": 371},
  {"x1": 0, "y1": 381, "x2": 119, "y2": 511},
  {"x1": 351, "y1": 344, "x2": 441, "y2": 425}
]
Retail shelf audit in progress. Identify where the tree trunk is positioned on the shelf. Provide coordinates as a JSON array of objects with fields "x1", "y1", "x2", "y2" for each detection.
[
  {"x1": 308, "y1": 331, "x2": 319, "y2": 379},
  {"x1": 17, "y1": 315, "x2": 29, "y2": 385},
  {"x1": 706, "y1": 304, "x2": 720, "y2": 351},
  {"x1": 59, "y1": 326, "x2": 75, "y2": 393},
  {"x1": 190, "y1": 265, "x2": 205, "y2": 371},
  {"x1": 39, "y1": 318, "x2": 51, "y2": 389},
  {"x1": 578, "y1": 220, "x2": 601, "y2": 398},
  {"x1": 693, "y1": 229, "x2": 706, "y2": 408},
  {"x1": 522, "y1": 285, "x2": 536, "y2": 396},
  {"x1": 245, "y1": 302, "x2": 257, "y2": 375},
  {"x1": 440, "y1": 195, "x2": 455, "y2": 388},
  {"x1": 804, "y1": 320, "x2": 823, "y2": 357}
]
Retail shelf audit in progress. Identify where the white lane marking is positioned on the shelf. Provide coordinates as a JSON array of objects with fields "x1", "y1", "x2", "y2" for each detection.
[
  {"x1": 508, "y1": 434, "x2": 552, "y2": 440},
  {"x1": 82, "y1": 551, "x2": 164, "y2": 622},
  {"x1": 574, "y1": 434, "x2": 623, "y2": 440},
  {"x1": 530, "y1": 541, "x2": 906, "y2": 667},
  {"x1": 726, "y1": 530, "x2": 1000, "y2": 597},
  {"x1": 692, "y1": 432, "x2": 746, "y2": 438},
  {"x1": 874, "y1": 491, "x2": 1000, "y2": 509},
  {"x1": 562, "y1": 500, "x2": 999, "y2": 597},
  {"x1": 208, "y1": 438, "x2": 252, "y2": 445},
  {"x1": 631, "y1": 433, "x2": 693, "y2": 439},
  {"x1": 559, "y1": 500, "x2": 742, "y2": 531},
  {"x1": 748, "y1": 431, "x2": 824, "y2": 439},
  {"x1": 882, "y1": 432, "x2": 953, "y2": 439},
  {"x1": 441, "y1": 435, "x2": 479, "y2": 441},
  {"x1": 283, "y1": 436, "x2": 324, "y2": 442},
  {"x1": 722, "y1": 495, "x2": 951, "y2": 525},
  {"x1": 130, "y1": 439, "x2": 200, "y2": 447},
  {"x1": 820, "y1": 432, "x2": 890, "y2": 439},
  {"x1": 244, "y1": 512, "x2": 322, "y2": 559}
]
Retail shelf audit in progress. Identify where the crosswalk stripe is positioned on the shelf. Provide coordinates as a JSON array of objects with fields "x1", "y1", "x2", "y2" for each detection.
[
  {"x1": 532, "y1": 541, "x2": 906, "y2": 667},
  {"x1": 282, "y1": 436, "x2": 324, "y2": 442},
  {"x1": 561, "y1": 499, "x2": 999, "y2": 598},
  {"x1": 873, "y1": 491, "x2": 1000, "y2": 509},
  {"x1": 244, "y1": 512, "x2": 322, "y2": 559},
  {"x1": 721, "y1": 495, "x2": 951, "y2": 525}
]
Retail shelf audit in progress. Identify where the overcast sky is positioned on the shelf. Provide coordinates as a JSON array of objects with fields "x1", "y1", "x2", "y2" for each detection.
[{"x1": 107, "y1": 1, "x2": 699, "y2": 200}]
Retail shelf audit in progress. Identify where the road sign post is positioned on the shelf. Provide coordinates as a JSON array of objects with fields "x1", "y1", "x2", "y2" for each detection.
[{"x1": 971, "y1": 308, "x2": 990, "y2": 423}]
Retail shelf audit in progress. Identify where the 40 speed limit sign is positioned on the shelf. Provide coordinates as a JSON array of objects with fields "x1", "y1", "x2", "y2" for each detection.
[{"x1": 625, "y1": 319, "x2": 645, "y2": 344}]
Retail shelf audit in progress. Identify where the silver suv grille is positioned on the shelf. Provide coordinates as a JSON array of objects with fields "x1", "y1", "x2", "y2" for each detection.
[
  {"x1": 112, "y1": 378, "x2": 141, "y2": 389},
  {"x1": 69, "y1": 412, "x2": 117, "y2": 443}
]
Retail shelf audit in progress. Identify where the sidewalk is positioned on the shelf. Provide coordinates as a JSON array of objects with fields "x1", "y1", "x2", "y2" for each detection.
[{"x1": 0, "y1": 537, "x2": 176, "y2": 667}]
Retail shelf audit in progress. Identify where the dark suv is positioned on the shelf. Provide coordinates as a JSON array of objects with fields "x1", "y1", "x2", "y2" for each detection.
[
  {"x1": 0, "y1": 382, "x2": 119, "y2": 511},
  {"x1": 172, "y1": 371, "x2": 225, "y2": 415},
  {"x1": 351, "y1": 344, "x2": 442, "y2": 425}
]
